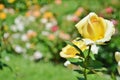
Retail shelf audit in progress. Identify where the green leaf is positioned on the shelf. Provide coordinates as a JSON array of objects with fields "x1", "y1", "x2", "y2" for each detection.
[
  {"x1": 77, "y1": 77, "x2": 85, "y2": 80},
  {"x1": 87, "y1": 68, "x2": 107, "y2": 75},
  {"x1": 0, "y1": 61, "x2": 3, "y2": 70},
  {"x1": 83, "y1": 50, "x2": 88, "y2": 58},
  {"x1": 67, "y1": 58, "x2": 81, "y2": 63},
  {"x1": 74, "y1": 69, "x2": 84, "y2": 74},
  {"x1": 2, "y1": 63, "x2": 13, "y2": 72},
  {"x1": 90, "y1": 52, "x2": 95, "y2": 60},
  {"x1": 0, "y1": 61, "x2": 12, "y2": 71},
  {"x1": 87, "y1": 60, "x2": 103, "y2": 69},
  {"x1": 83, "y1": 50, "x2": 95, "y2": 60}
]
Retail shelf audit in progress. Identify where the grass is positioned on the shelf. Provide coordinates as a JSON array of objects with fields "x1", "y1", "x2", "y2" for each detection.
[
  {"x1": 0, "y1": 54, "x2": 79, "y2": 80},
  {"x1": 0, "y1": 54, "x2": 117, "y2": 80}
]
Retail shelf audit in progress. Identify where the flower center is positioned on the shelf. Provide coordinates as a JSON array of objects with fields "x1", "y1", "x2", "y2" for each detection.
[{"x1": 82, "y1": 15, "x2": 106, "y2": 41}]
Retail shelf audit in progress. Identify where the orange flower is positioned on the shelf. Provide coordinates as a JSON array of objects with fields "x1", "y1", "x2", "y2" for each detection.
[
  {"x1": 25, "y1": 11, "x2": 31, "y2": 17},
  {"x1": 27, "y1": 30, "x2": 37, "y2": 39},
  {"x1": 0, "y1": 4, "x2": 5, "y2": 10},
  {"x1": 55, "y1": 0, "x2": 62, "y2": 5},
  {"x1": 74, "y1": 8, "x2": 84, "y2": 17},
  {"x1": 43, "y1": 12, "x2": 54, "y2": 19},
  {"x1": 0, "y1": 12, "x2": 6, "y2": 20},
  {"x1": 48, "y1": 34, "x2": 55, "y2": 40},
  {"x1": 32, "y1": 10, "x2": 41, "y2": 17},
  {"x1": 59, "y1": 32, "x2": 70, "y2": 40}
]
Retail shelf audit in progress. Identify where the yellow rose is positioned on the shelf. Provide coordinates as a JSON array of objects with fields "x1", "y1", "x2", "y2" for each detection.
[
  {"x1": 75, "y1": 12, "x2": 115, "y2": 44},
  {"x1": 60, "y1": 39, "x2": 87, "y2": 58}
]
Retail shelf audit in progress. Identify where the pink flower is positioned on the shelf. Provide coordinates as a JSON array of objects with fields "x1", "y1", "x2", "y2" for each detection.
[
  {"x1": 111, "y1": 19, "x2": 118, "y2": 26},
  {"x1": 72, "y1": 16, "x2": 79, "y2": 22},
  {"x1": 105, "y1": 7, "x2": 113, "y2": 14},
  {"x1": 59, "y1": 32, "x2": 70, "y2": 40},
  {"x1": 51, "y1": 25, "x2": 59, "y2": 32}
]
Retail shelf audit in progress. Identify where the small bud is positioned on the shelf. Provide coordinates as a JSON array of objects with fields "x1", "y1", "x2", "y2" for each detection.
[{"x1": 115, "y1": 52, "x2": 120, "y2": 62}]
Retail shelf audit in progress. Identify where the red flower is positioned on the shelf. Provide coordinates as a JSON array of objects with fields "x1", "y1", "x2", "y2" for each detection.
[
  {"x1": 105, "y1": 7, "x2": 113, "y2": 14},
  {"x1": 51, "y1": 25, "x2": 59, "y2": 32}
]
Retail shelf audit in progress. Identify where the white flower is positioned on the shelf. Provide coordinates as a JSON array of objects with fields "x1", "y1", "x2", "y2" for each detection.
[
  {"x1": 16, "y1": 24, "x2": 24, "y2": 32},
  {"x1": 33, "y1": 51, "x2": 43, "y2": 60},
  {"x1": 45, "y1": 22, "x2": 53, "y2": 30},
  {"x1": 27, "y1": 30, "x2": 34, "y2": 34},
  {"x1": 64, "y1": 60, "x2": 71, "y2": 67},
  {"x1": 50, "y1": 19, "x2": 57, "y2": 25},
  {"x1": 14, "y1": 15, "x2": 24, "y2": 24},
  {"x1": 25, "y1": 42, "x2": 31, "y2": 49},
  {"x1": 66, "y1": 15, "x2": 73, "y2": 21},
  {"x1": 14, "y1": 45, "x2": 23, "y2": 53},
  {"x1": 40, "y1": 18, "x2": 48, "y2": 24},
  {"x1": 21, "y1": 34, "x2": 28, "y2": 42},
  {"x1": 40, "y1": 6, "x2": 48, "y2": 13},
  {"x1": 41, "y1": 31, "x2": 49, "y2": 36},
  {"x1": 91, "y1": 44, "x2": 99, "y2": 54},
  {"x1": 12, "y1": 33, "x2": 21, "y2": 39},
  {"x1": 10, "y1": 25, "x2": 17, "y2": 32},
  {"x1": 3, "y1": 33, "x2": 9, "y2": 39},
  {"x1": 27, "y1": 16, "x2": 35, "y2": 22}
]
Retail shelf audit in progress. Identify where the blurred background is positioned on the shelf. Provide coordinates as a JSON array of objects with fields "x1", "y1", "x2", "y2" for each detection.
[{"x1": 0, "y1": 0, "x2": 120, "y2": 80}]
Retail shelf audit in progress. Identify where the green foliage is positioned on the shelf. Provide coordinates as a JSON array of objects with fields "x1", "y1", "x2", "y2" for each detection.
[
  {"x1": 0, "y1": 61, "x2": 12, "y2": 71},
  {"x1": 0, "y1": 55, "x2": 115, "y2": 80}
]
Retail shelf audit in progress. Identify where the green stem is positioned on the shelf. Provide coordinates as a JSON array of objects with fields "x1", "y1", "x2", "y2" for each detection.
[
  {"x1": 84, "y1": 64, "x2": 87, "y2": 80},
  {"x1": 111, "y1": 72, "x2": 116, "y2": 80},
  {"x1": 87, "y1": 45, "x2": 91, "y2": 60},
  {"x1": 83, "y1": 45, "x2": 91, "y2": 80}
]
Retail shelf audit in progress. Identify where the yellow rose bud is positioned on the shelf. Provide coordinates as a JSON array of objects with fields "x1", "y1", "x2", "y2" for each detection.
[
  {"x1": 0, "y1": 12, "x2": 6, "y2": 20},
  {"x1": 60, "y1": 39, "x2": 87, "y2": 58},
  {"x1": 115, "y1": 52, "x2": 120, "y2": 75},
  {"x1": 75, "y1": 12, "x2": 115, "y2": 44},
  {"x1": 115, "y1": 51, "x2": 120, "y2": 62},
  {"x1": 117, "y1": 61, "x2": 120, "y2": 75}
]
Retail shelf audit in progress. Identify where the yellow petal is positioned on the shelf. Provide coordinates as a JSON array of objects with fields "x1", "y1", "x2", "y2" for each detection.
[
  {"x1": 75, "y1": 12, "x2": 97, "y2": 34},
  {"x1": 75, "y1": 12, "x2": 115, "y2": 44},
  {"x1": 60, "y1": 39, "x2": 87, "y2": 58}
]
